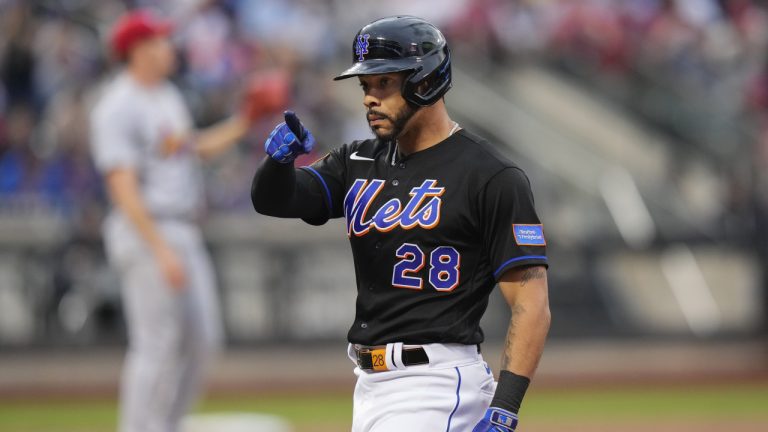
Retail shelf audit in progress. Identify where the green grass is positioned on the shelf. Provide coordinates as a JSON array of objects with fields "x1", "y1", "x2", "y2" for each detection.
[
  {"x1": 199, "y1": 393, "x2": 352, "y2": 424},
  {"x1": 0, "y1": 394, "x2": 351, "y2": 432},
  {"x1": 523, "y1": 385, "x2": 768, "y2": 423},
  {"x1": 0, "y1": 399, "x2": 117, "y2": 432},
  {"x1": 0, "y1": 385, "x2": 767, "y2": 431}
]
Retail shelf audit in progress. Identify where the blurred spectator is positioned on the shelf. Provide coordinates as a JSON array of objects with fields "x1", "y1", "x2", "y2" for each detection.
[
  {"x1": 235, "y1": 0, "x2": 336, "y2": 66},
  {"x1": 179, "y1": 2, "x2": 245, "y2": 125},
  {"x1": 38, "y1": 87, "x2": 103, "y2": 218},
  {"x1": 0, "y1": 2, "x2": 36, "y2": 109},
  {"x1": 551, "y1": 0, "x2": 630, "y2": 73},
  {"x1": 182, "y1": 3, "x2": 235, "y2": 90},
  {"x1": 32, "y1": 15, "x2": 102, "y2": 108},
  {"x1": 0, "y1": 104, "x2": 38, "y2": 199}
]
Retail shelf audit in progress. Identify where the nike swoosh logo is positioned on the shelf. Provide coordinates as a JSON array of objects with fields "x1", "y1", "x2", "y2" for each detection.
[{"x1": 350, "y1": 151, "x2": 375, "y2": 161}]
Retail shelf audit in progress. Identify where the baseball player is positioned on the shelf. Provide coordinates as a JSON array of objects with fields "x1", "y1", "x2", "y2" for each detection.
[
  {"x1": 251, "y1": 16, "x2": 550, "y2": 432},
  {"x1": 89, "y1": 10, "x2": 275, "y2": 432}
]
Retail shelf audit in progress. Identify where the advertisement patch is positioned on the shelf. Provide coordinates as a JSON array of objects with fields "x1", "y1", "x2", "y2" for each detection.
[{"x1": 513, "y1": 224, "x2": 546, "y2": 246}]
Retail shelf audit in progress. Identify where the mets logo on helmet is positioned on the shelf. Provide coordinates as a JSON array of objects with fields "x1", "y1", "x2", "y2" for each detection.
[{"x1": 356, "y1": 34, "x2": 370, "y2": 61}]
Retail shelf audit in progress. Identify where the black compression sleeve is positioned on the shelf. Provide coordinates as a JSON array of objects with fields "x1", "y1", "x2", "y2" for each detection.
[
  {"x1": 250, "y1": 157, "x2": 327, "y2": 222},
  {"x1": 490, "y1": 370, "x2": 531, "y2": 414}
]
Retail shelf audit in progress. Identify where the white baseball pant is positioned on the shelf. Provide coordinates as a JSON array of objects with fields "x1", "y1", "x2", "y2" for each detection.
[
  {"x1": 105, "y1": 216, "x2": 222, "y2": 432},
  {"x1": 348, "y1": 343, "x2": 496, "y2": 432}
]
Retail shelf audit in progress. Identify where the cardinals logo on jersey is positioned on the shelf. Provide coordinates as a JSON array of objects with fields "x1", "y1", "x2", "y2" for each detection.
[
  {"x1": 158, "y1": 125, "x2": 188, "y2": 158},
  {"x1": 344, "y1": 179, "x2": 444, "y2": 237}
]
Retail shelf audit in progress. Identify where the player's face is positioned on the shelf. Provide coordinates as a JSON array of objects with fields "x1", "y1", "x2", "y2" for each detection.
[
  {"x1": 359, "y1": 73, "x2": 416, "y2": 141},
  {"x1": 136, "y1": 36, "x2": 177, "y2": 79}
]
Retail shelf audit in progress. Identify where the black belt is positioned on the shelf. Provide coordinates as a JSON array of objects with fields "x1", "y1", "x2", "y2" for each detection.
[{"x1": 355, "y1": 345, "x2": 430, "y2": 372}]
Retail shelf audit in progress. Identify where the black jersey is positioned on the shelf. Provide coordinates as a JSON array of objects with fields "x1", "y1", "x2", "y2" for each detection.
[{"x1": 292, "y1": 129, "x2": 548, "y2": 346}]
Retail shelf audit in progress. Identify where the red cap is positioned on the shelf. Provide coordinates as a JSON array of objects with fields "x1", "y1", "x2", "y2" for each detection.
[{"x1": 110, "y1": 10, "x2": 173, "y2": 60}]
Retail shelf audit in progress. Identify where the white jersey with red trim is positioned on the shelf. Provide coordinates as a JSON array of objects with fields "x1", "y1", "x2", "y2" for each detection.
[{"x1": 91, "y1": 72, "x2": 203, "y2": 220}]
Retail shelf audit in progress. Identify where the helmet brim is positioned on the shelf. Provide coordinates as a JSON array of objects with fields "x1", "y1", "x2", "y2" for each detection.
[{"x1": 333, "y1": 58, "x2": 419, "y2": 81}]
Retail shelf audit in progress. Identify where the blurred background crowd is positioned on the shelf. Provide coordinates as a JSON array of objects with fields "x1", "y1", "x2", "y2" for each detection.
[
  {"x1": 0, "y1": 0, "x2": 767, "y2": 347},
  {"x1": 2, "y1": 0, "x2": 767, "y2": 220}
]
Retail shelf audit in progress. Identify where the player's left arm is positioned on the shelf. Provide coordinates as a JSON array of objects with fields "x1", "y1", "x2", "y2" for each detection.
[
  {"x1": 498, "y1": 265, "x2": 550, "y2": 378},
  {"x1": 191, "y1": 115, "x2": 251, "y2": 160},
  {"x1": 473, "y1": 265, "x2": 549, "y2": 432},
  {"x1": 474, "y1": 166, "x2": 550, "y2": 432}
]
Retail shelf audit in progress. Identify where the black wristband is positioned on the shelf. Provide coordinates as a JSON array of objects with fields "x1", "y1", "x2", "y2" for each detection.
[{"x1": 490, "y1": 370, "x2": 530, "y2": 414}]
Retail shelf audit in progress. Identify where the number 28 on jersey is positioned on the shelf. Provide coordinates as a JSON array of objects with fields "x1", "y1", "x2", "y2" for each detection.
[{"x1": 344, "y1": 178, "x2": 460, "y2": 292}]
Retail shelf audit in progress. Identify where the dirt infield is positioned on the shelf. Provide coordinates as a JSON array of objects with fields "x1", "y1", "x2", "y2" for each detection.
[{"x1": 1, "y1": 340, "x2": 766, "y2": 399}]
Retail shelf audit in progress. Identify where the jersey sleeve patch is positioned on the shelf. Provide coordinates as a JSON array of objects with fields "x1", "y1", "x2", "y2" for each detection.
[{"x1": 513, "y1": 224, "x2": 546, "y2": 246}]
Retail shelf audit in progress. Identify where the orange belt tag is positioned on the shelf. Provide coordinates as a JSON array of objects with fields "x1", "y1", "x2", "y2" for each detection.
[{"x1": 370, "y1": 348, "x2": 388, "y2": 372}]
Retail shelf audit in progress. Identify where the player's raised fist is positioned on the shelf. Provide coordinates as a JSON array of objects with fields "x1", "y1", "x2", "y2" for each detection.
[
  {"x1": 264, "y1": 111, "x2": 315, "y2": 164},
  {"x1": 472, "y1": 407, "x2": 518, "y2": 432}
]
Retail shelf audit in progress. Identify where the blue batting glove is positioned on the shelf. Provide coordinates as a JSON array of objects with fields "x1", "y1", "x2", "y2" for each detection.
[
  {"x1": 264, "y1": 111, "x2": 315, "y2": 164},
  {"x1": 472, "y1": 407, "x2": 519, "y2": 432}
]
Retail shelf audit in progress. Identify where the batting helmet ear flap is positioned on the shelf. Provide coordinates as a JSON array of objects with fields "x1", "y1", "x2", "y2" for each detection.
[
  {"x1": 402, "y1": 47, "x2": 452, "y2": 107},
  {"x1": 400, "y1": 67, "x2": 423, "y2": 107}
]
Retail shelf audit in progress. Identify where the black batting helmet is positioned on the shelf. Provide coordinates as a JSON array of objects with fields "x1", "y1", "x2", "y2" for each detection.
[{"x1": 334, "y1": 16, "x2": 452, "y2": 107}]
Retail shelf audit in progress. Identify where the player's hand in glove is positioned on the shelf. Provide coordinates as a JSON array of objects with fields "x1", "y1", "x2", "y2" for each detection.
[
  {"x1": 264, "y1": 111, "x2": 315, "y2": 164},
  {"x1": 472, "y1": 407, "x2": 518, "y2": 432},
  {"x1": 475, "y1": 370, "x2": 529, "y2": 431}
]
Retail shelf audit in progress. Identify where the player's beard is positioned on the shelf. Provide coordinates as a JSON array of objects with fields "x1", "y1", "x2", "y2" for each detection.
[{"x1": 368, "y1": 103, "x2": 417, "y2": 142}]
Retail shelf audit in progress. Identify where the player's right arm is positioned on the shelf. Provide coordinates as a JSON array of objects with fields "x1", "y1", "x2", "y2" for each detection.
[
  {"x1": 251, "y1": 111, "x2": 344, "y2": 225},
  {"x1": 104, "y1": 168, "x2": 186, "y2": 290}
]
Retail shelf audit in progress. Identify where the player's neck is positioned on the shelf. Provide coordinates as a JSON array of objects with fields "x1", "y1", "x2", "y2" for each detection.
[{"x1": 396, "y1": 103, "x2": 456, "y2": 155}]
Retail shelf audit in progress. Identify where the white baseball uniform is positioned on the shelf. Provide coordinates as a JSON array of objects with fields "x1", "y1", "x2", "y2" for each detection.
[{"x1": 90, "y1": 72, "x2": 222, "y2": 432}]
